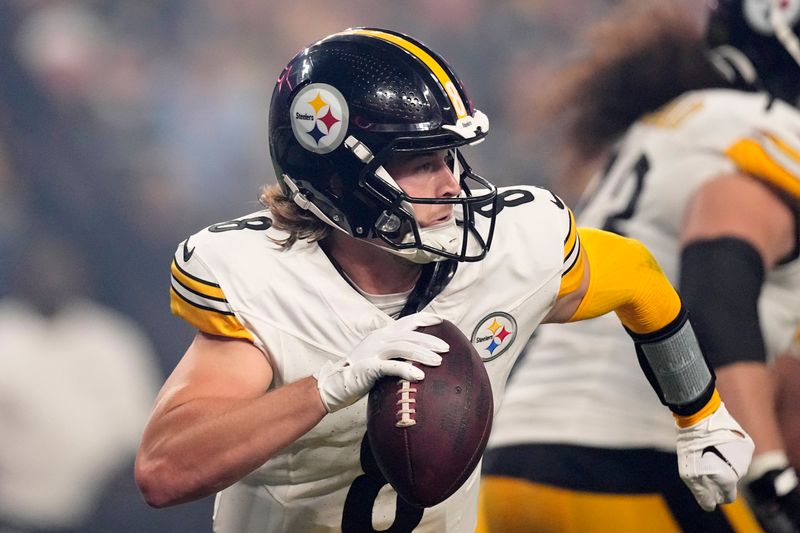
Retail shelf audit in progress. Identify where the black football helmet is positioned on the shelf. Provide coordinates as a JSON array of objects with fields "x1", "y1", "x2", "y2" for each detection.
[
  {"x1": 268, "y1": 28, "x2": 497, "y2": 263},
  {"x1": 706, "y1": 0, "x2": 800, "y2": 105}
]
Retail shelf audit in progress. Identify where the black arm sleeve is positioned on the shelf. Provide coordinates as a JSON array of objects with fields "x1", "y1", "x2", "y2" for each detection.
[{"x1": 679, "y1": 237, "x2": 766, "y2": 368}]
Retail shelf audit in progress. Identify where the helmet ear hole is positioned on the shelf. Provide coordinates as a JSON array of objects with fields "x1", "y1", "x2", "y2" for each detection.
[{"x1": 329, "y1": 175, "x2": 344, "y2": 197}]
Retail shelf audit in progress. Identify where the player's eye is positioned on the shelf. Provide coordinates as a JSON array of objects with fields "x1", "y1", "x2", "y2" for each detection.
[
  {"x1": 415, "y1": 154, "x2": 447, "y2": 174},
  {"x1": 415, "y1": 161, "x2": 435, "y2": 173}
]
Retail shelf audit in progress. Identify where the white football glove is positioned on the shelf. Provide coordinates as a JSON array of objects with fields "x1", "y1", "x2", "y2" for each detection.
[
  {"x1": 314, "y1": 313, "x2": 448, "y2": 413},
  {"x1": 677, "y1": 402, "x2": 755, "y2": 511}
]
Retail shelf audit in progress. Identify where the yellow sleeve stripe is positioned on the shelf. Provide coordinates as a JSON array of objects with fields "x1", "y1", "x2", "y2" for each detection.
[
  {"x1": 674, "y1": 389, "x2": 721, "y2": 428},
  {"x1": 341, "y1": 28, "x2": 467, "y2": 119},
  {"x1": 558, "y1": 210, "x2": 584, "y2": 298},
  {"x1": 170, "y1": 274, "x2": 232, "y2": 314},
  {"x1": 171, "y1": 260, "x2": 226, "y2": 300},
  {"x1": 725, "y1": 134, "x2": 800, "y2": 198},
  {"x1": 563, "y1": 209, "x2": 578, "y2": 260},
  {"x1": 766, "y1": 131, "x2": 800, "y2": 157},
  {"x1": 558, "y1": 249, "x2": 585, "y2": 298},
  {"x1": 170, "y1": 287, "x2": 253, "y2": 341}
]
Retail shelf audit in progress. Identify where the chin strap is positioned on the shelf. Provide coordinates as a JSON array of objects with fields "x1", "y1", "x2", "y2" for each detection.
[{"x1": 282, "y1": 174, "x2": 350, "y2": 233}]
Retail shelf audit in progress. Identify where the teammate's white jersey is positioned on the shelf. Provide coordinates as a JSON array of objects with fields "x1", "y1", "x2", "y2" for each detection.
[
  {"x1": 489, "y1": 89, "x2": 800, "y2": 453},
  {"x1": 168, "y1": 185, "x2": 577, "y2": 533}
]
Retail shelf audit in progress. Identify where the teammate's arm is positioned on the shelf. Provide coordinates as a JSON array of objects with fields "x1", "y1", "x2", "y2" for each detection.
[
  {"x1": 135, "y1": 332, "x2": 327, "y2": 507},
  {"x1": 679, "y1": 173, "x2": 800, "y2": 525},
  {"x1": 680, "y1": 173, "x2": 794, "y2": 454}
]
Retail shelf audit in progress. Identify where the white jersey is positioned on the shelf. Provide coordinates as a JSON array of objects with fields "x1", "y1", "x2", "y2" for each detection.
[
  {"x1": 489, "y1": 89, "x2": 800, "y2": 453},
  {"x1": 168, "y1": 185, "x2": 577, "y2": 533}
]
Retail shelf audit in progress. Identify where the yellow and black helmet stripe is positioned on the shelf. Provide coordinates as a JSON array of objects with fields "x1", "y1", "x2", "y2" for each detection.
[{"x1": 339, "y1": 28, "x2": 469, "y2": 119}]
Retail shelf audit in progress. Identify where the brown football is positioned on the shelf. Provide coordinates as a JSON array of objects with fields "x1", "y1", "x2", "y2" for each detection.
[{"x1": 366, "y1": 319, "x2": 494, "y2": 508}]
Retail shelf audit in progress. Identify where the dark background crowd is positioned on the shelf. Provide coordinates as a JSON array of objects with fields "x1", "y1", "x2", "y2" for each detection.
[{"x1": 0, "y1": 1, "x2": 702, "y2": 531}]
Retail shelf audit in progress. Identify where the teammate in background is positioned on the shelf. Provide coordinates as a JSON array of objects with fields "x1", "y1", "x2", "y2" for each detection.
[
  {"x1": 480, "y1": 1, "x2": 800, "y2": 532},
  {"x1": 135, "y1": 27, "x2": 753, "y2": 532},
  {"x1": 780, "y1": 324, "x2": 800, "y2": 475}
]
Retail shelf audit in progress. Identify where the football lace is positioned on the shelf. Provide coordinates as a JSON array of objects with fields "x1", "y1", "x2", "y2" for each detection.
[{"x1": 395, "y1": 379, "x2": 417, "y2": 427}]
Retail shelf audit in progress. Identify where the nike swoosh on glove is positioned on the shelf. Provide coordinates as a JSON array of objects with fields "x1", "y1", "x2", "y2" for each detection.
[
  {"x1": 677, "y1": 402, "x2": 755, "y2": 511},
  {"x1": 315, "y1": 313, "x2": 448, "y2": 413}
]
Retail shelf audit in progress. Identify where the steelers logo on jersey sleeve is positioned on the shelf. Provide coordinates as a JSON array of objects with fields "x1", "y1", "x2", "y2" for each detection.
[
  {"x1": 290, "y1": 83, "x2": 349, "y2": 154},
  {"x1": 471, "y1": 312, "x2": 518, "y2": 362}
]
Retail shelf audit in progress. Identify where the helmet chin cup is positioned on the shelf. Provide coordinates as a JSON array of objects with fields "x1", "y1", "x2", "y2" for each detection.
[
  {"x1": 415, "y1": 218, "x2": 462, "y2": 256},
  {"x1": 378, "y1": 218, "x2": 463, "y2": 264}
]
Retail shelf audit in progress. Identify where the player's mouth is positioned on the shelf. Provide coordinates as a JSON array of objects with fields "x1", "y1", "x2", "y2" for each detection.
[
  {"x1": 429, "y1": 209, "x2": 453, "y2": 225},
  {"x1": 418, "y1": 213, "x2": 454, "y2": 230}
]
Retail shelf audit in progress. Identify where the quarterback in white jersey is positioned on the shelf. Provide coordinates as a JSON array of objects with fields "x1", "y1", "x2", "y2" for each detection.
[
  {"x1": 166, "y1": 186, "x2": 571, "y2": 532},
  {"x1": 136, "y1": 27, "x2": 754, "y2": 533},
  {"x1": 482, "y1": 2, "x2": 800, "y2": 532}
]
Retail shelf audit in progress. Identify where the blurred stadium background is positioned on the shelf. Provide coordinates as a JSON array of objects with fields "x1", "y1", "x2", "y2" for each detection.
[{"x1": 0, "y1": 1, "x2": 702, "y2": 531}]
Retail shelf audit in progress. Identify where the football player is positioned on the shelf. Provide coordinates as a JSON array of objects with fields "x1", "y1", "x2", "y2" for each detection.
[
  {"x1": 480, "y1": 1, "x2": 800, "y2": 532},
  {"x1": 135, "y1": 27, "x2": 754, "y2": 532}
]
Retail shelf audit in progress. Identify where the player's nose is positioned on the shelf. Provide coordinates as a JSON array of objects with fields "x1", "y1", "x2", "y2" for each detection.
[{"x1": 435, "y1": 165, "x2": 460, "y2": 199}]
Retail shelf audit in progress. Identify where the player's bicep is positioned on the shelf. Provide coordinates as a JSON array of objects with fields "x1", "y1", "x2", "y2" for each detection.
[
  {"x1": 681, "y1": 173, "x2": 795, "y2": 268},
  {"x1": 152, "y1": 332, "x2": 273, "y2": 418}
]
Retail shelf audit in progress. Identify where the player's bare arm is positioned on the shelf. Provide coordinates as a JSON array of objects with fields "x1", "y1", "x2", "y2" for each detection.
[
  {"x1": 135, "y1": 332, "x2": 326, "y2": 507},
  {"x1": 682, "y1": 173, "x2": 795, "y2": 265},
  {"x1": 678, "y1": 172, "x2": 800, "y2": 513}
]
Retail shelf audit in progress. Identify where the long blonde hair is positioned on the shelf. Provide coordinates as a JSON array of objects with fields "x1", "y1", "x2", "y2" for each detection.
[{"x1": 259, "y1": 184, "x2": 330, "y2": 249}]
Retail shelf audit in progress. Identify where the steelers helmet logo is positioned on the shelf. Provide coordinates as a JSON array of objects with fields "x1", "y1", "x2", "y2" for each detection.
[
  {"x1": 744, "y1": 0, "x2": 800, "y2": 35},
  {"x1": 290, "y1": 83, "x2": 349, "y2": 154},
  {"x1": 471, "y1": 312, "x2": 517, "y2": 362}
]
